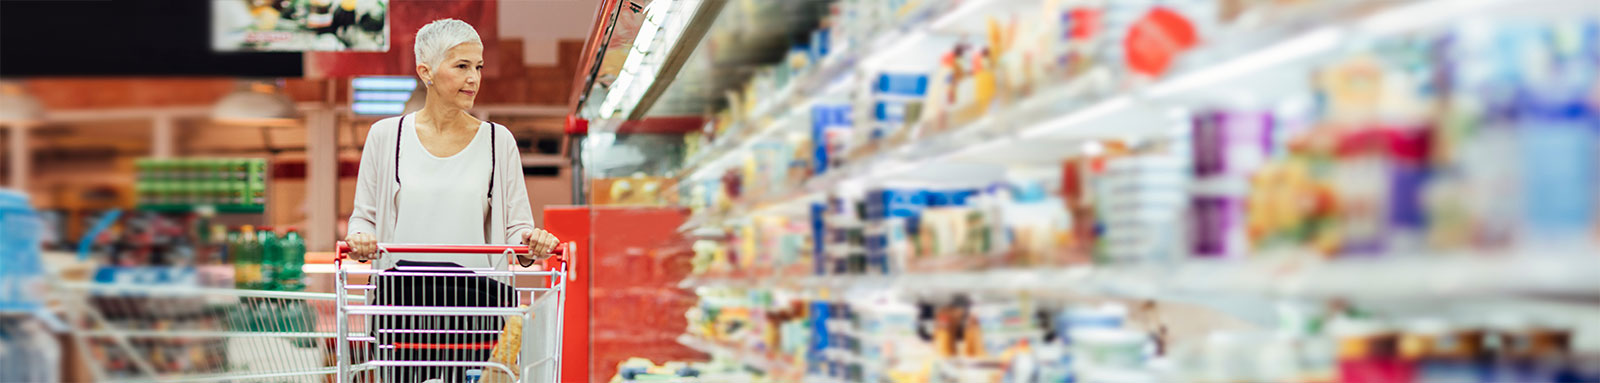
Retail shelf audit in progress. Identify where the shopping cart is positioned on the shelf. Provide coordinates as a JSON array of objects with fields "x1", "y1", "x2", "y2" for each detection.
[
  {"x1": 56, "y1": 279, "x2": 352, "y2": 382},
  {"x1": 333, "y1": 242, "x2": 571, "y2": 383}
]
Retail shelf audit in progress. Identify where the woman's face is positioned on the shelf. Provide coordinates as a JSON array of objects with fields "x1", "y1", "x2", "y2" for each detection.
[{"x1": 422, "y1": 42, "x2": 485, "y2": 111}]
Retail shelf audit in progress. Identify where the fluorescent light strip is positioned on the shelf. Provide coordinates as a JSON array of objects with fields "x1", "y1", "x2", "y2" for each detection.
[
  {"x1": 1018, "y1": 95, "x2": 1133, "y2": 139},
  {"x1": 352, "y1": 90, "x2": 413, "y2": 102},
  {"x1": 351, "y1": 102, "x2": 406, "y2": 115},
  {"x1": 351, "y1": 77, "x2": 418, "y2": 91},
  {"x1": 1148, "y1": 26, "x2": 1344, "y2": 98}
]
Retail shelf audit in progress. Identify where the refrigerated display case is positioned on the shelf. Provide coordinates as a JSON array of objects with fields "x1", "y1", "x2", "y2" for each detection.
[{"x1": 572, "y1": 0, "x2": 1600, "y2": 382}]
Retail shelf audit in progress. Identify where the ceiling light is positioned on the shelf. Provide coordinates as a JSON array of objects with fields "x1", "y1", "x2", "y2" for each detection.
[{"x1": 213, "y1": 80, "x2": 297, "y2": 127}]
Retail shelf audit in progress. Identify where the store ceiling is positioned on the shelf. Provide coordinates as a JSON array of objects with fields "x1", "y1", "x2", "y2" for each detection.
[{"x1": 643, "y1": 0, "x2": 833, "y2": 117}]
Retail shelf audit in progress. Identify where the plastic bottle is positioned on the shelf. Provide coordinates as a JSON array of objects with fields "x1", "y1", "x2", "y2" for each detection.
[
  {"x1": 223, "y1": 230, "x2": 239, "y2": 267},
  {"x1": 256, "y1": 227, "x2": 280, "y2": 291},
  {"x1": 235, "y1": 226, "x2": 259, "y2": 289},
  {"x1": 227, "y1": 229, "x2": 242, "y2": 288},
  {"x1": 278, "y1": 228, "x2": 306, "y2": 291}
]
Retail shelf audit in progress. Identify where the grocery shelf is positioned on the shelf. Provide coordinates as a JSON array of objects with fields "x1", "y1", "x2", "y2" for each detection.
[
  {"x1": 676, "y1": 334, "x2": 801, "y2": 377},
  {"x1": 680, "y1": 253, "x2": 1600, "y2": 302},
  {"x1": 674, "y1": 0, "x2": 1027, "y2": 184},
  {"x1": 675, "y1": 47, "x2": 859, "y2": 184},
  {"x1": 674, "y1": 0, "x2": 1600, "y2": 231}
]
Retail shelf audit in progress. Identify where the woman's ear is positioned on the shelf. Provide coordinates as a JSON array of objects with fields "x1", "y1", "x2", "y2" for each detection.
[{"x1": 416, "y1": 63, "x2": 432, "y2": 87}]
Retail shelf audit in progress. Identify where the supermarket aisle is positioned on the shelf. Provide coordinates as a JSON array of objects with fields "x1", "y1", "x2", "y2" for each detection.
[{"x1": 567, "y1": 0, "x2": 1600, "y2": 381}]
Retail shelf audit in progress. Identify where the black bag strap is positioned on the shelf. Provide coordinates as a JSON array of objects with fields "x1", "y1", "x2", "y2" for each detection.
[
  {"x1": 394, "y1": 114, "x2": 406, "y2": 186},
  {"x1": 394, "y1": 114, "x2": 499, "y2": 199},
  {"x1": 488, "y1": 122, "x2": 496, "y2": 199}
]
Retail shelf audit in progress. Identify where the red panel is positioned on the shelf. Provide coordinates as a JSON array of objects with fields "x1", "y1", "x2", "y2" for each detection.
[
  {"x1": 543, "y1": 206, "x2": 592, "y2": 382},
  {"x1": 270, "y1": 158, "x2": 362, "y2": 179},
  {"x1": 545, "y1": 205, "x2": 703, "y2": 382},
  {"x1": 587, "y1": 207, "x2": 699, "y2": 382},
  {"x1": 305, "y1": 0, "x2": 501, "y2": 78}
]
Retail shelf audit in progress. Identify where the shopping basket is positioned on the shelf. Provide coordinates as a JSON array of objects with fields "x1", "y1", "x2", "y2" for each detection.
[
  {"x1": 334, "y1": 242, "x2": 571, "y2": 383},
  {"x1": 56, "y1": 279, "x2": 351, "y2": 382}
]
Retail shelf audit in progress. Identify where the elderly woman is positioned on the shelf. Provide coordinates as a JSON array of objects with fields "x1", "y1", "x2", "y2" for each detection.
[{"x1": 345, "y1": 18, "x2": 558, "y2": 269}]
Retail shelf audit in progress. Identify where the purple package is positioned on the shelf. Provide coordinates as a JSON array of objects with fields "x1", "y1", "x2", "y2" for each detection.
[
  {"x1": 1192, "y1": 110, "x2": 1274, "y2": 178},
  {"x1": 1190, "y1": 195, "x2": 1244, "y2": 259}
]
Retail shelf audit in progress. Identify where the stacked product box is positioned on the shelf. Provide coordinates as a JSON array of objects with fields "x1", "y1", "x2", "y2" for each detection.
[{"x1": 135, "y1": 158, "x2": 268, "y2": 211}]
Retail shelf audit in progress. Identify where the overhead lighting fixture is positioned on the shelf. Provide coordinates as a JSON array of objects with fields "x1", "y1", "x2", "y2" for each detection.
[
  {"x1": 349, "y1": 76, "x2": 422, "y2": 116},
  {"x1": 213, "y1": 80, "x2": 298, "y2": 127},
  {"x1": 596, "y1": 0, "x2": 703, "y2": 119},
  {"x1": 0, "y1": 81, "x2": 43, "y2": 124}
]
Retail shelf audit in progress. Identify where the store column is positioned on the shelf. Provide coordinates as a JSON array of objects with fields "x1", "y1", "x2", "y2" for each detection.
[
  {"x1": 305, "y1": 109, "x2": 337, "y2": 252},
  {"x1": 6, "y1": 123, "x2": 28, "y2": 190},
  {"x1": 152, "y1": 113, "x2": 175, "y2": 158}
]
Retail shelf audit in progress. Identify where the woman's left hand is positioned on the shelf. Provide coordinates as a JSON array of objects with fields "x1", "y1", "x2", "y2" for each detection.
[{"x1": 520, "y1": 228, "x2": 560, "y2": 262}]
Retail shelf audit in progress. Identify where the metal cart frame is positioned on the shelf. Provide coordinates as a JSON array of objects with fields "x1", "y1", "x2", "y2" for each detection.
[{"x1": 333, "y1": 242, "x2": 570, "y2": 383}]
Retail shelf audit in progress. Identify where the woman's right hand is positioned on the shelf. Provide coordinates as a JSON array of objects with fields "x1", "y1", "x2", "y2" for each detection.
[{"x1": 344, "y1": 232, "x2": 378, "y2": 262}]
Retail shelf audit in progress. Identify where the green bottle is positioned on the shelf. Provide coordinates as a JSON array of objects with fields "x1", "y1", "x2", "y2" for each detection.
[
  {"x1": 257, "y1": 227, "x2": 281, "y2": 291},
  {"x1": 278, "y1": 228, "x2": 307, "y2": 291}
]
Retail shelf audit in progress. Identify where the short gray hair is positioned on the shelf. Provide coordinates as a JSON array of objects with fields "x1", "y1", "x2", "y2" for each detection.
[{"x1": 414, "y1": 19, "x2": 482, "y2": 69}]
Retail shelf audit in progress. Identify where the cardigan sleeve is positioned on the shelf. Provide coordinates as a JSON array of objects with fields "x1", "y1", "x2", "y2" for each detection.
[
  {"x1": 347, "y1": 120, "x2": 386, "y2": 238},
  {"x1": 498, "y1": 125, "x2": 538, "y2": 244}
]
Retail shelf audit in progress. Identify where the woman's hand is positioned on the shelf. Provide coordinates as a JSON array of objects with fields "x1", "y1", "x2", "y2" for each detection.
[
  {"x1": 344, "y1": 232, "x2": 379, "y2": 262},
  {"x1": 519, "y1": 228, "x2": 559, "y2": 264}
]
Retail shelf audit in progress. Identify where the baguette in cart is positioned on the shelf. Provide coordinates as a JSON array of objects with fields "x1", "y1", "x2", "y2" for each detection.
[{"x1": 334, "y1": 241, "x2": 572, "y2": 383}]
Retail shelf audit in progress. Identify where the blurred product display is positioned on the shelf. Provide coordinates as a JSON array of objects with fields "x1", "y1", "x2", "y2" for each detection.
[{"x1": 573, "y1": 0, "x2": 1600, "y2": 381}]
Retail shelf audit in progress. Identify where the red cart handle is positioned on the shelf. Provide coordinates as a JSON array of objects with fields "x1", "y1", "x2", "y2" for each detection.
[{"x1": 336, "y1": 241, "x2": 564, "y2": 262}]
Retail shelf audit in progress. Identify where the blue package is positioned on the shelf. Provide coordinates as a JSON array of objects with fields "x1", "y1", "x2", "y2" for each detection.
[
  {"x1": 876, "y1": 73, "x2": 929, "y2": 96},
  {"x1": 924, "y1": 189, "x2": 979, "y2": 207},
  {"x1": 866, "y1": 188, "x2": 926, "y2": 220},
  {"x1": 811, "y1": 202, "x2": 828, "y2": 275},
  {"x1": 812, "y1": 104, "x2": 853, "y2": 174},
  {"x1": 809, "y1": 301, "x2": 832, "y2": 370},
  {"x1": 811, "y1": 28, "x2": 831, "y2": 59},
  {"x1": 812, "y1": 106, "x2": 832, "y2": 174},
  {"x1": 1516, "y1": 96, "x2": 1598, "y2": 236},
  {"x1": 924, "y1": 190, "x2": 949, "y2": 207}
]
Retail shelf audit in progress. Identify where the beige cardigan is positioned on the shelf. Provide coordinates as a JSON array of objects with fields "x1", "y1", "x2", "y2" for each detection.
[{"x1": 347, "y1": 113, "x2": 538, "y2": 269}]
